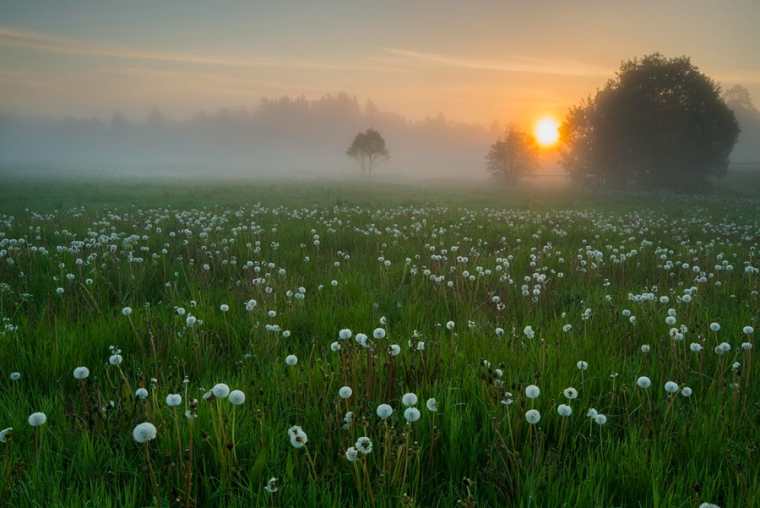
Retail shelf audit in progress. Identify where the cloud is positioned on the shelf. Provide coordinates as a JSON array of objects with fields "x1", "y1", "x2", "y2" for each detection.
[
  {"x1": 384, "y1": 48, "x2": 612, "y2": 78},
  {"x1": 0, "y1": 27, "x2": 401, "y2": 73},
  {"x1": 386, "y1": 47, "x2": 760, "y2": 85}
]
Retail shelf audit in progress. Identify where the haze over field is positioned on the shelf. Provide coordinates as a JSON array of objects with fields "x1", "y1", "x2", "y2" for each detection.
[{"x1": 1, "y1": 0, "x2": 759, "y2": 178}]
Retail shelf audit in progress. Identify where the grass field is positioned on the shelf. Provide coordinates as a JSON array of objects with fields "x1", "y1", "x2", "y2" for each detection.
[{"x1": 1, "y1": 176, "x2": 759, "y2": 507}]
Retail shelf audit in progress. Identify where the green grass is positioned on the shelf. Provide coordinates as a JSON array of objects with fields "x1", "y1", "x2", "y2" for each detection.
[{"x1": 0, "y1": 175, "x2": 759, "y2": 507}]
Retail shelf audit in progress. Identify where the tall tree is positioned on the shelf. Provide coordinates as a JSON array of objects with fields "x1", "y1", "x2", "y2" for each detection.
[
  {"x1": 346, "y1": 129, "x2": 389, "y2": 176},
  {"x1": 486, "y1": 127, "x2": 538, "y2": 184},
  {"x1": 560, "y1": 54, "x2": 740, "y2": 190}
]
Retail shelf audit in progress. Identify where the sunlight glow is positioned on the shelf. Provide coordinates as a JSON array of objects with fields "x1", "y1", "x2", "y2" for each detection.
[{"x1": 534, "y1": 116, "x2": 560, "y2": 147}]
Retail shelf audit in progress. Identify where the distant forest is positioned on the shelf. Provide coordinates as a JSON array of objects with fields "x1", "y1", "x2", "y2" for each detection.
[
  {"x1": 0, "y1": 87, "x2": 758, "y2": 179},
  {"x1": 0, "y1": 94, "x2": 495, "y2": 179}
]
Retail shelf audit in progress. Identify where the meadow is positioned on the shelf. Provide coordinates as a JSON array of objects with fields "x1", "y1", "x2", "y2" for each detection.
[{"x1": 1, "y1": 176, "x2": 759, "y2": 507}]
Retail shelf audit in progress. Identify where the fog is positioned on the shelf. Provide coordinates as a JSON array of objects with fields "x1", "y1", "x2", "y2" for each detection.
[
  {"x1": 0, "y1": 93, "x2": 501, "y2": 181},
  {"x1": 728, "y1": 86, "x2": 760, "y2": 166},
  {"x1": 2, "y1": 86, "x2": 759, "y2": 182}
]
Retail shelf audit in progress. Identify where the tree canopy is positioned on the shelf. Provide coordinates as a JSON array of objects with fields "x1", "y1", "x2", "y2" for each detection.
[
  {"x1": 560, "y1": 53, "x2": 740, "y2": 191},
  {"x1": 486, "y1": 127, "x2": 538, "y2": 184},
  {"x1": 346, "y1": 129, "x2": 389, "y2": 176}
]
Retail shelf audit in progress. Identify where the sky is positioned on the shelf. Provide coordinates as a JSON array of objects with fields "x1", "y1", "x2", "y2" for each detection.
[{"x1": 1, "y1": 0, "x2": 759, "y2": 127}]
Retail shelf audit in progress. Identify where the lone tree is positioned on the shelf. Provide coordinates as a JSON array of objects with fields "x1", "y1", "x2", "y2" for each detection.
[
  {"x1": 560, "y1": 53, "x2": 739, "y2": 191},
  {"x1": 347, "y1": 129, "x2": 388, "y2": 176},
  {"x1": 486, "y1": 127, "x2": 538, "y2": 184}
]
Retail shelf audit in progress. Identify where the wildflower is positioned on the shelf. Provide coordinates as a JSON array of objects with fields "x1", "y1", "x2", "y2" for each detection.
[
  {"x1": 28, "y1": 412, "x2": 47, "y2": 427},
  {"x1": 166, "y1": 394, "x2": 182, "y2": 407},
  {"x1": 373, "y1": 328, "x2": 386, "y2": 339},
  {"x1": 345, "y1": 446, "x2": 359, "y2": 462},
  {"x1": 594, "y1": 414, "x2": 607, "y2": 425},
  {"x1": 0, "y1": 427, "x2": 12, "y2": 443},
  {"x1": 404, "y1": 407, "x2": 421, "y2": 423},
  {"x1": 73, "y1": 366, "x2": 90, "y2": 380},
  {"x1": 426, "y1": 398, "x2": 438, "y2": 412},
  {"x1": 640, "y1": 344, "x2": 651, "y2": 353},
  {"x1": 717, "y1": 342, "x2": 732, "y2": 355},
  {"x1": 389, "y1": 344, "x2": 401, "y2": 356},
  {"x1": 338, "y1": 329, "x2": 352, "y2": 340},
  {"x1": 288, "y1": 425, "x2": 308, "y2": 448},
  {"x1": 681, "y1": 386, "x2": 693, "y2": 397},
  {"x1": 576, "y1": 360, "x2": 589, "y2": 371},
  {"x1": 402, "y1": 392, "x2": 418, "y2": 407},
  {"x1": 109, "y1": 354, "x2": 123, "y2": 366},
  {"x1": 557, "y1": 404, "x2": 573, "y2": 417},
  {"x1": 376, "y1": 404, "x2": 393, "y2": 419},
  {"x1": 525, "y1": 409, "x2": 541, "y2": 424},
  {"x1": 664, "y1": 381, "x2": 679, "y2": 394},
  {"x1": 212, "y1": 383, "x2": 230, "y2": 399},
  {"x1": 229, "y1": 390, "x2": 246, "y2": 405},
  {"x1": 525, "y1": 385, "x2": 540, "y2": 399},
  {"x1": 135, "y1": 388, "x2": 149, "y2": 399},
  {"x1": 132, "y1": 422, "x2": 157, "y2": 443},
  {"x1": 285, "y1": 354, "x2": 298, "y2": 366},
  {"x1": 636, "y1": 376, "x2": 652, "y2": 389},
  {"x1": 264, "y1": 477, "x2": 279, "y2": 494},
  {"x1": 563, "y1": 387, "x2": 578, "y2": 400},
  {"x1": 219, "y1": 304, "x2": 229, "y2": 312},
  {"x1": 690, "y1": 343, "x2": 703, "y2": 352},
  {"x1": 355, "y1": 436, "x2": 373, "y2": 454},
  {"x1": 709, "y1": 322, "x2": 720, "y2": 332},
  {"x1": 9, "y1": 372, "x2": 20, "y2": 381},
  {"x1": 338, "y1": 386, "x2": 353, "y2": 399},
  {"x1": 121, "y1": 306, "x2": 133, "y2": 317},
  {"x1": 743, "y1": 326, "x2": 754, "y2": 335}
]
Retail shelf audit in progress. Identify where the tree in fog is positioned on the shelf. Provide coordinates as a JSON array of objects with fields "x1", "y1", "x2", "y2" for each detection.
[
  {"x1": 724, "y1": 85, "x2": 760, "y2": 163},
  {"x1": 485, "y1": 127, "x2": 538, "y2": 184},
  {"x1": 724, "y1": 85, "x2": 757, "y2": 114},
  {"x1": 346, "y1": 129, "x2": 389, "y2": 176},
  {"x1": 560, "y1": 53, "x2": 739, "y2": 191}
]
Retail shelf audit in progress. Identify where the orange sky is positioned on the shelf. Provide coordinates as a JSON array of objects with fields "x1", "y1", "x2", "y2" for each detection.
[{"x1": 1, "y1": 1, "x2": 758, "y2": 128}]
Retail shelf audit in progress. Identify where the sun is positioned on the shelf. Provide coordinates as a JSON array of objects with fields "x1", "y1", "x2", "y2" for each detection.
[{"x1": 534, "y1": 116, "x2": 560, "y2": 147}]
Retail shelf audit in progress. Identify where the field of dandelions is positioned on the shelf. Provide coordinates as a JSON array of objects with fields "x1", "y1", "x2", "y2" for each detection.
[{"x1": 1, "y1": 178, "x2": 759, "y2": 507}]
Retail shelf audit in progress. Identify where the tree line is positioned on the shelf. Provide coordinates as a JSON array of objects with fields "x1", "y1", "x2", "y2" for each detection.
[{"x1": 477, "y1": 53, "x2": 747, "y2": 192}]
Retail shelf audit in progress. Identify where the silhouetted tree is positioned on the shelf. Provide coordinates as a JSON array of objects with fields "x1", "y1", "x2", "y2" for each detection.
[
  {"x1": 147, "y1": 107, "x2": 166, "y2": 129},
  {"x1": 724, "y1": 85, "x2": 760, "y2": 163},
  {"x1": 560, "y1": 53, "x2": 740, "y2": 191},
  {"x1": 486, "y1": 127, "x2": 538, "y2": 184},
  {"x1": 346, "y1": 129, "x2": 389, "y2": 176}
]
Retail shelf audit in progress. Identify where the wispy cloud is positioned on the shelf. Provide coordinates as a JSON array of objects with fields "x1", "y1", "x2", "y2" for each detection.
[
  {"x1": 0, "y1": 27, "x2": 402, "y2": 73},
  {"x1": 385, "y1": 48, "x2": 612, "y2": 78},
  {"x1": 386, "y1": 47, "x2": 760, "y2": 85}
]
